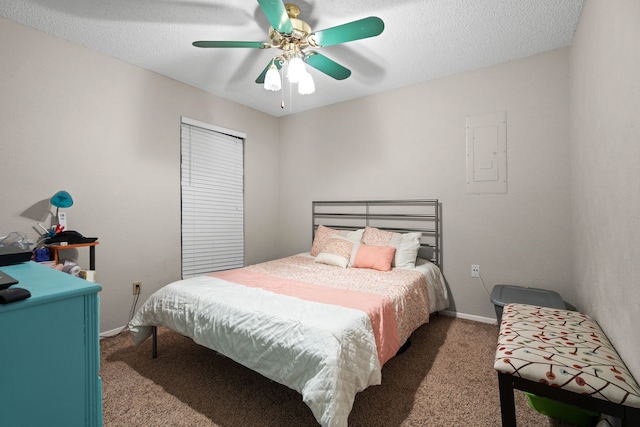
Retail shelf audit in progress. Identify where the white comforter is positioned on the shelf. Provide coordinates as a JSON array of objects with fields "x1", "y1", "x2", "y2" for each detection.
[{"x1": 130, "y1": 275, "x2": 380, "y2": 427}]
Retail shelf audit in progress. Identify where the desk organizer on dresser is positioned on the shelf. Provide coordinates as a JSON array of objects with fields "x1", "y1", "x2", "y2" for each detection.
[
  {"x1": 0, "y1": 261, "x2": 102, "y2": 427},
  {"x1": 494, "y1": 303, "x2": 640, "y2": 426}
]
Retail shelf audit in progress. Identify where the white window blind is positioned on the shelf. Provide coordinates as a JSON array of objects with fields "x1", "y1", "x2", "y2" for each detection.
[{"x1": 181, "y1": 119, "x2": 244, "y2": 279}]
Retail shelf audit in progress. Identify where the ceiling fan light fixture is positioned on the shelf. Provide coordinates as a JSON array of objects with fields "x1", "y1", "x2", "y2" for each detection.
[
  {"x1": 264, "y1": 63, "x2": 282, "y2": 91},
  {"x1": 298, "y1": 71, "x2": 315, "y2": 95},
  {"x1": 287, "y1": 56, "x2": 306, "y2": 83}
]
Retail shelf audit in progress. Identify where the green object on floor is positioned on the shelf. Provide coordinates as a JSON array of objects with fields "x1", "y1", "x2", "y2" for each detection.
[{"x1": 525, "y1": 392, "x2": 599, "y2": 427}]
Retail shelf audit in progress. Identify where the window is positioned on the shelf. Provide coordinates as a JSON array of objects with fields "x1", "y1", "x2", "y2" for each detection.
[{"x1": 180, "y1": 117, "x2": 245, "y2": 278}]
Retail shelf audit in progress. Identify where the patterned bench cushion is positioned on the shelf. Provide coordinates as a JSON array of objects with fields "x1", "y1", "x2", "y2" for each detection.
[{"x1": 494, "y1": 303, "x2": 640, "y2": 408}]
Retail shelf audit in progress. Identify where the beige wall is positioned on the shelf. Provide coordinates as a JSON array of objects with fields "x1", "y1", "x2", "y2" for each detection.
[
  {"x1": 2, "y1": 1, "x2": 638, "y2": 382},
  {"x1": 278, "y1": 48, "x2": 573, "y2": 321},
  {"x1": 570, "y1": 0, "x2": 640, "y2": 377},
  {"x1": 0, "y1": 17, "x2": 281, "y2": 332}
]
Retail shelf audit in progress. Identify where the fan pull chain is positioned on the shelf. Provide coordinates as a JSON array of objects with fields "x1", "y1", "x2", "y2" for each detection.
[
  {"x1": 280, "y1": 81, "x2": 285, "y2": 109},
  {"x1": 280, "y1": 65, "x2": 285, "y2": 109}
]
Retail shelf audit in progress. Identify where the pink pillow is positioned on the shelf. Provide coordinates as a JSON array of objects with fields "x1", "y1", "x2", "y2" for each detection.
[
  {"x1": 315, "y1": 237, "x2": 354, "y2": 268},
  {"x1": 353, "y1": 245, "x2": 396, "y2": 271},
  {"x1": 362, "y1": 226, "x2": 394, "y2": 246},
  {"x1": 311, "y1": 225, "x2": 339, "y2": 256}
]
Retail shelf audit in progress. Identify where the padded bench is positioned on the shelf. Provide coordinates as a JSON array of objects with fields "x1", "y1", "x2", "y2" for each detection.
[{"x1": 494, "y1": 303, "x2": 640, "y2": 426}]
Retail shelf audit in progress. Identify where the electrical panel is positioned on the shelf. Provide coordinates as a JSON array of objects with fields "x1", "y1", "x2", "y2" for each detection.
[{"x1": 466, "y1": 111, "x2": 507, "y2": 194}]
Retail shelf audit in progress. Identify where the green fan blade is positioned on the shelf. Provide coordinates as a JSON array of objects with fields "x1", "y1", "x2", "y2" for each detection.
[
  {"x1": 193, "y1": 41, "x2": 268, "y2": 49},
  {"x1": 312, "y1": 16, "x2": 384, "y2": 47},
  {"x1": 255, "y1": 59, "x2": 283, "y2": 84},
  {"x1": 257, "y1": 0, "x2": 293, "y2": 34},
  {"x1": 305, "y1": 52, "x2": 351, "y2": 80}
]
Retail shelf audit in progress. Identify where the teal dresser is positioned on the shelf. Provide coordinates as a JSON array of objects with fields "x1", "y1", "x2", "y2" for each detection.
[{"x1": 0, "y1": 261, "x2": 102, "y2": 426}]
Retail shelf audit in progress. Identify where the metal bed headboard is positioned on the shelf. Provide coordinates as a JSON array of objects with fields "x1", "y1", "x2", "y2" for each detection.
[{"x1": 312, "y1": 199, "x2": 441, "y2": 267}]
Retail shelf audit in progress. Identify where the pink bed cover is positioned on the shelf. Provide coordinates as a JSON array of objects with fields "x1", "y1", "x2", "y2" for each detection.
[{"x1": 213, "y1": 254, "x2": 431, "y2": 366}]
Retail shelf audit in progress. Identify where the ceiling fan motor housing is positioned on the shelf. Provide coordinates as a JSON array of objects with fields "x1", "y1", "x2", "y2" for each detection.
[{"x1": 269, "y1": 18, "x2": 311, "y2": 52}]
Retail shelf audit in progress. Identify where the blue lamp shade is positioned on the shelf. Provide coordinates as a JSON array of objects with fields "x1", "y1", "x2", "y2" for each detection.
[{"x1": 50, "y1": 190, "x2": 74, "y2": 208}]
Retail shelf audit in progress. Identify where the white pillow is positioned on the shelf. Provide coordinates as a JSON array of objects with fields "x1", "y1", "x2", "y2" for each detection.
[
  {"x1": 389, "y1": 231, "x2": 422, "y2": 269},
  {"x1": 344, "y1": 228, "x2": 364, "y2": 243},
  {"x1": 361, "y1": 227, "x2": 421, "y2": 269}
]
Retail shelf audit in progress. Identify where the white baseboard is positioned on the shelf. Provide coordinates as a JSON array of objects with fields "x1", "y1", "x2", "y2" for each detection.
[
  {"x1": 440, "y1": 310, "x2": 497, "y2": 325},
  {"x1": 99, "y1": 326, "x2": 127, "y2": 339}
]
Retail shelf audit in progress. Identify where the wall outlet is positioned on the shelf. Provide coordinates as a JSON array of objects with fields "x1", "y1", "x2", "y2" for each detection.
[
  {"x1": 132, "y1": 281, "x2": 142, "y2": 295},
  {"x1": 471, "y1": 265, "x2": 480, "y2": 278}
]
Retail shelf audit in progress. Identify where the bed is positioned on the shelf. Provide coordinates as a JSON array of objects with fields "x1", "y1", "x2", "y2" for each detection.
[{"x1": 129, "y1": 199, "x2": 449, "y2": 427}]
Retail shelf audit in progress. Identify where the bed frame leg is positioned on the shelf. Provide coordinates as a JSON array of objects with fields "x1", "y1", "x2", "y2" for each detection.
[
  {"x1": 152, "y1": 326, "x2": 158, "y2": 359},
  {"x1": 498, "y1": 373, "x2": 517, "y2": 426},
  {"x1": 396, "y1": 339, "x2": 412, "y2": 355}
]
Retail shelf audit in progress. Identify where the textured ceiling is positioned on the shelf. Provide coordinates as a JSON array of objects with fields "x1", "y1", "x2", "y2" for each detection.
[{"x1": 0, "y1": 0, "x2": 585, "y2": 117}]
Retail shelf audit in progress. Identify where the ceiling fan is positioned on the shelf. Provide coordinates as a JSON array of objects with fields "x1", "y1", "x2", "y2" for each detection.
[{"x1": 193, "y1": 0, "x2": 384, "y2": 95}]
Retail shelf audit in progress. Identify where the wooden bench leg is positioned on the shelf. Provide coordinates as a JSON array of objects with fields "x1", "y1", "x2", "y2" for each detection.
[
  {"x1": 498, "y1": 373, "x2": 517, "y2": 427},
  {"x1": 624, "y1": 406, "x2": 640, "y2": 427}
]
